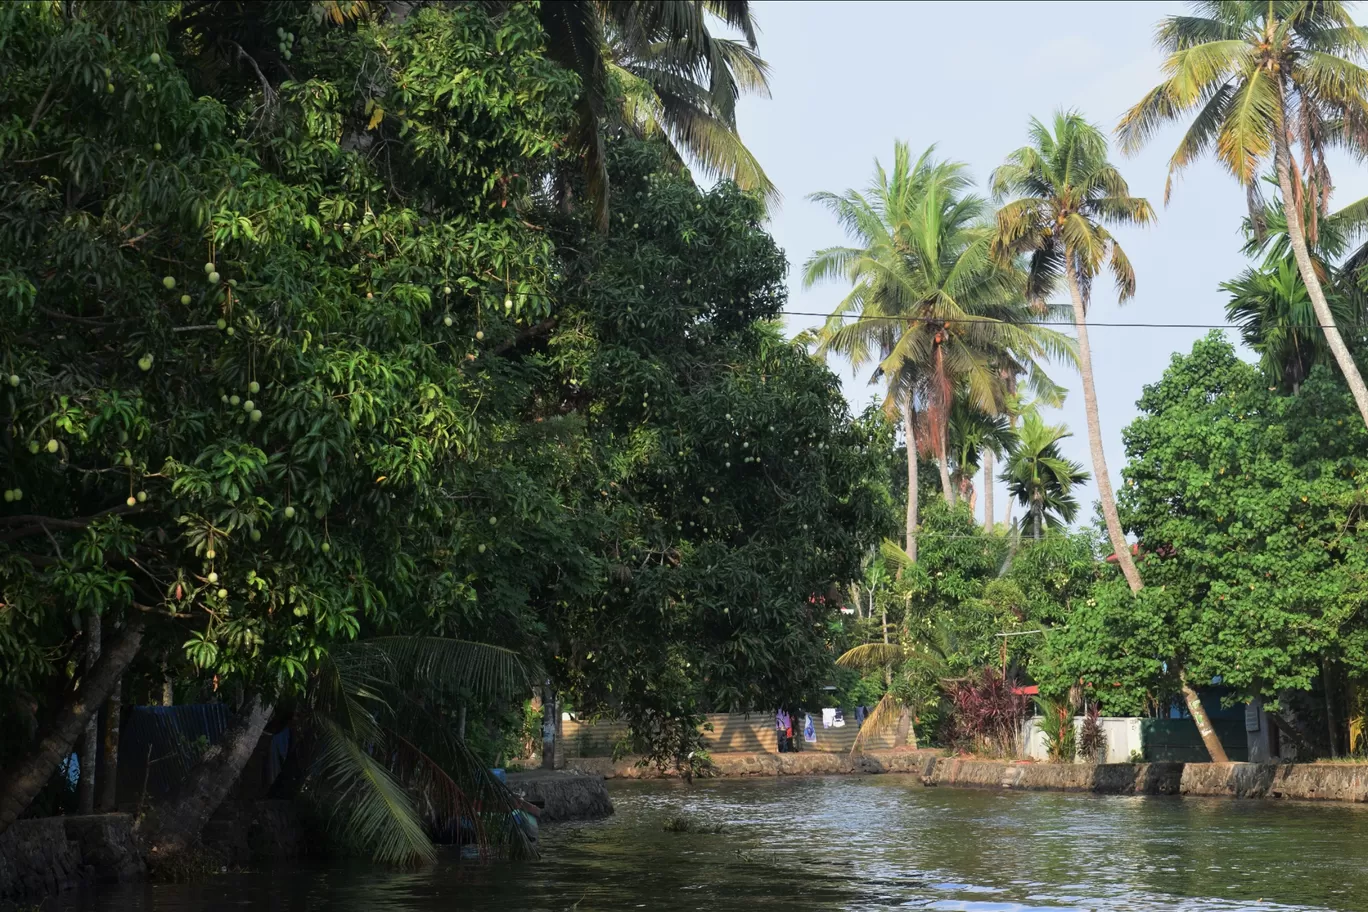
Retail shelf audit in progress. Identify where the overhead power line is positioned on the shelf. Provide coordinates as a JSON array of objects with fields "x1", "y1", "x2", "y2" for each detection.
[{"x1": 776, "y1": 310, "x2": 1299, "y2": 330}]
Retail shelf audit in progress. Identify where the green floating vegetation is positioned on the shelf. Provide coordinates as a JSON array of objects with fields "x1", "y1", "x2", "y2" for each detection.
[{"x1": 662, "y1": 814, "x2": 727, "y2": 835}]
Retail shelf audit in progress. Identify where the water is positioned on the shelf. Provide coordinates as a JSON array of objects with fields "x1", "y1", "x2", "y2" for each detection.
[{"x1": 72, "y1": 776, "x2": 1368, "y2": 911}]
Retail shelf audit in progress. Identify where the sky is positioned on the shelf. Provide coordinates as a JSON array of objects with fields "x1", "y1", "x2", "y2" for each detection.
[{"x1": 733, "y1": 0, "x2": 1368, "y2": 528}]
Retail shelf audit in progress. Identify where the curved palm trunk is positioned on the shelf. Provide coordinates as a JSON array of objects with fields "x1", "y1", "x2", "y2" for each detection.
[
  {"x1": 903, "y1": 391, "x2": 919, "y2": 563},
  {"x1": 0, "y1": 619, "x2": 144, "y2": 835},
  {"x1": 1063, "y1": 262, "x2": 1143, "y2": 594},
  {"x1": 138, "y1": 694, "x2": 274, "y2": 860},
  {"x1": 1272, "y1": 103, "x2": 1368, "y2": 428},
  {"x1": 1065, "y1": 266, "x2": 1224, "y2": 761},
  {"x1": 983, "y1": 451, "x2": 994, "y2": 532},
  {"x1": 1180, "y1": 674, "x2": 1229, "y2": 763}
]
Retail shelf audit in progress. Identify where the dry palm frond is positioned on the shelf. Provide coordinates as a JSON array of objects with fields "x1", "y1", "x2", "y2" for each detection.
[{"x1": 850, "y1": 691, "x2": 910, "y2": 755}]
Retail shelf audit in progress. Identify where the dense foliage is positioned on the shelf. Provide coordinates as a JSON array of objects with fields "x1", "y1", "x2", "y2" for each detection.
[{"x1": 0, "y1": 0, "x2": 892, "y2": 846}]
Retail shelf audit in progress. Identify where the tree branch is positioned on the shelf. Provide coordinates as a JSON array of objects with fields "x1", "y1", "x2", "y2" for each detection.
[
  {"x1": 228, "y1": 41, "x2": 276, "y2": 107},
  {"x1": 0, "y1": 505, "x2": 145, "y2": 542},
  {"x1": 491, "y1": 317, "x2": 558, "y2": 355},
  {"x1": 27, "y1": 78, "x2": 56, "y2": 132}
]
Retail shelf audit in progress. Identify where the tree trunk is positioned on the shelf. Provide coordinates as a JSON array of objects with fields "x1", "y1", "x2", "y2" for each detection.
[
  {"x1": 1034, "y1": 506, "x2": 1042, "y2": 541},
  {"x1": 1273, "y1": 95, "x2": 1368, "y2": 429},
  {"x1": 983, "y1": 451, "x2": 994, "y2": 532},
  {"x1": 1323, "y1": 658, "x2": 1341, "y2": 758},
  {"x1": 138, "y1": 694, "x2": 273, "y2": 860},
  {"x1": 97, "y1": 672, "x2": 122, "y2": 811},
  {"x1": 1064, "y1": 261, "x2": 1143, "y2": 594},
  {"x1": 937, "y1": 426, "x2": 956, "y2": 507},
  {"x1": 1180, "y1": 674, "x2": 1229, "y2": 763},
  {"x1": 903, "y1": 390, "x2": 919, "y2": 563},
  {"x1": 162, "y1": 663, "x2": 174, "y2": 707},
  {"x1": 77, "y1": 611, "x2": 101, "y2": 815},
  {"x1": 894, "y1": 709, "x2": 914, "y2": 750},
  {"x1": 0, "y1": 619, "x2": 144, "y2": 835},
  {"x1": 882, "y1": 607, "x2": 891, "y2": 689}
]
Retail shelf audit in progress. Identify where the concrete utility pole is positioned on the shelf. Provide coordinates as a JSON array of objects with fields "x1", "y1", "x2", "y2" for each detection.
[{"x1": 540, "y1": 681, "x2": 557, "y2": 770}]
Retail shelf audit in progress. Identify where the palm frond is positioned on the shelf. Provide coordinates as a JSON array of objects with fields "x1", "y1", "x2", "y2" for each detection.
[
  {"x1": 349, "y1": 637, "x2": 531, "y2": 699},
  {"x1": 1216, "y1": 66, "x2": 1278, "y2": 183},
  {"x1": 878, "y1": 537, "x2": 915, "y2": 570},
  {"x1": 836, "y1": 642, "x2": 910, "y2": 672},
  {"x1": 850, "y1": 691, "x2": 905, "y2": 755},
  {"x1": 311, "y1": 716, "x2": 436, "y2": 866}
]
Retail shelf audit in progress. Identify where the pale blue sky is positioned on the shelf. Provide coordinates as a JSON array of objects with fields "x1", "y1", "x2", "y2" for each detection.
[{"x1": 735, "y1": 0, "x2": 1368, "y2": 526}]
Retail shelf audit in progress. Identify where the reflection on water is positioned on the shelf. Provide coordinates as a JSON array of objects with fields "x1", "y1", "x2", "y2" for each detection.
[{"x1": 69, "y1": 776, "x2": 1368, "y2": 911}]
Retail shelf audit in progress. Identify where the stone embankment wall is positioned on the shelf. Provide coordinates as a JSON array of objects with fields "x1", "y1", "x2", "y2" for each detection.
[
  {"x1": 505, "y1": 770, "x2": 614, "y2": 822},
  {"x1": 925, "y1": 758, "x2": 1368, "y2": 802},
  {"x1": 0, "y1": 800, "x2": 305, "y2": 906},
  {"x1": 0, "y1": 813, "x2": 143, "y2": 904},
  {"x1": 567, "y1": 749, "x2": 939, "y2": 779}
]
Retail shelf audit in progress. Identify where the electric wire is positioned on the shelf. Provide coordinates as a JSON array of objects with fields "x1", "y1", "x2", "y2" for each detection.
[{"x1": 776, "y1": 310, "x2": 1345, "y2": 330}]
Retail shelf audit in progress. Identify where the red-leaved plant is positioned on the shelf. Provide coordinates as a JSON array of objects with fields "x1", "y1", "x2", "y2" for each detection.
[{"x1": 945, "y1": 667, "x2": 1030, "y2": 757}]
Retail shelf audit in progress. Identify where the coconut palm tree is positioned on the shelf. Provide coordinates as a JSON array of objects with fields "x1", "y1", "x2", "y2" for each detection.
[
  {"x1": 997, "y1": 380, "x2": 1068, "y2": 532},
  {"x1": 993, "y1": 113, "x2": 1236, "y2": 760},
  {"x1": 1227, "y1": 196, "x2": 1364, "y2": 392},
  {"x1": 1000, "y1": 413, "x2": 1088, "y2": 540},
  {"x1": 138, "y1": 638, "x2": 533, "y2": 865},
  {"x1": 525, "y1": 0, "x2": 776, "y2": 227},
  {"x1": 805, "y1": 143, "x2": 1073, "y2": 560},
  {"x1": 991, "y1": 112, "x2": 1154, "y2": 595},
  {"x1": 1117, "y1": 0, "x2": 1368, "y2": 428},
  {"x1": 298, "y1": 637, "x2": 535, "y2": 864}
]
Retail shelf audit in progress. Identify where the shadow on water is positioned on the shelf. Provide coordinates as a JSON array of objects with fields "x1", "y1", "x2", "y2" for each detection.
[{"x1": 64, "y1": 775, "x2": 1368, "y2": 912}]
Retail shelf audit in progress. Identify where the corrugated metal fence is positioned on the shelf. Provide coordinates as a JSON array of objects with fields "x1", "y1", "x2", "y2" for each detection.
[
  {"x1": 115, "y1": 705, "x2": 290, "y2": 807},
  {"x1": 560, "y1": 711, "x2": 901, "y2": 758}
]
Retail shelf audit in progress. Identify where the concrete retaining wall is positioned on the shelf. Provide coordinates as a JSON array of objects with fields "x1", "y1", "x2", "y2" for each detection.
[
  {"x1": 924, "y1": 759, "x2": 1368, "y2": 802},
  {"x1": 925, "y1": 758, "x2": 1184, "y2": 795},
  {"x1": 0, "y1": 800, "x2": 303, "y2": 904}
]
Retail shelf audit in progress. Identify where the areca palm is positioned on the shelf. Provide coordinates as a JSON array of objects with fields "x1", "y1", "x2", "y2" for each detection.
[
  {"x1": 1000, "y1": 413, "x2": 1088, "y2": 540},
  {"x1": 991, "y1": 112, "x2": 1154, "y2": 596},
  {"x1": 805, "y1": 143, "x2": 1073, "y2": 561},
  {"x1": 528, "y1": 0, "x2": 776, "y2": 227},
  {"x1": 1117, "y1": 0, "x2": 1368, "y2": 427},
  {"x1": 946, "y1": 392, "x2": 1018, "y2": 519},
  {"x1": 1224, "y1": 254, "x2": 1360, "y2": 393}
]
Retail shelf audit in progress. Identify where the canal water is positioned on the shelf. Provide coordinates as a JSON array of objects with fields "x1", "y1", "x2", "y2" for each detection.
[{"x1": 72, "y1": 776, "x2": 1368, "y2": 911}]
